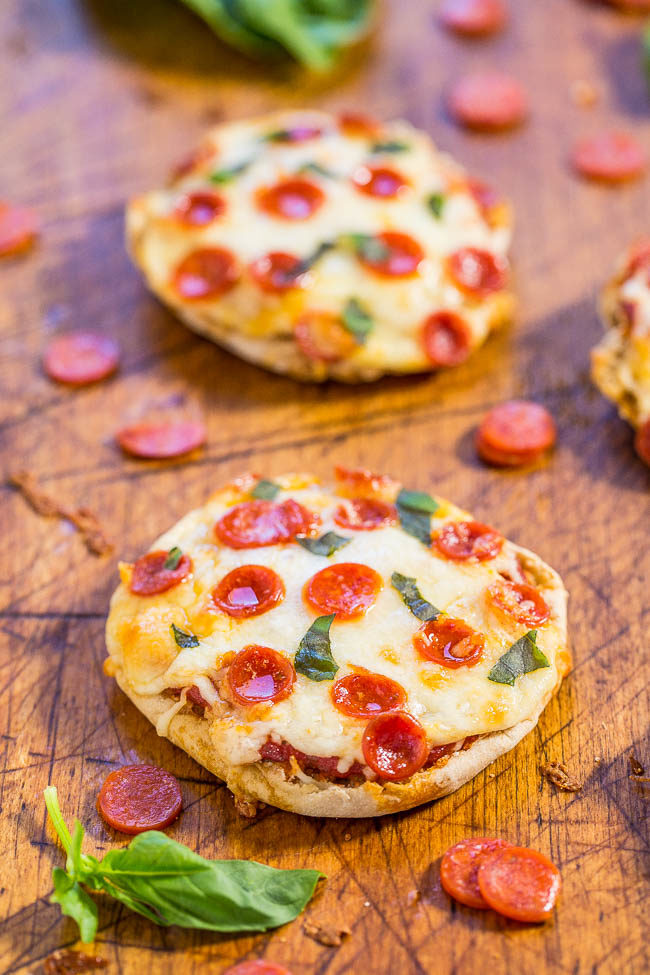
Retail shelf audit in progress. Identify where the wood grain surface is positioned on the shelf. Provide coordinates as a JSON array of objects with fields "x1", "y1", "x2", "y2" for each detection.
[{"x1": 1, "y1": 1, "x2": 649, "y2": 972}]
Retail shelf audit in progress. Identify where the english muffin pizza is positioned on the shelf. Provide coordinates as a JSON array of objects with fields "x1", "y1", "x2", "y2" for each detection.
[
  {"x1": 126, "y1": 109, "x2": 514, "y2": 382},
  {"x1": 591, "y1": 238, "x2": 650, "y2": 465},
  {"x1": 105, "y1": 468, "x2": 569, "y2": 818}
]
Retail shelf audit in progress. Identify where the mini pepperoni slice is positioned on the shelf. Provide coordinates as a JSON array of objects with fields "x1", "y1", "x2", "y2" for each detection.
[
  {"x1": 435, "y1": 520, "x2": 503, "y2": 561},
  {"x1": 439, "y1": 0, "x2": 506, "y2": 35},
  {"x1": 634, "y1": 418, "x2": 650, "y2": 467},
  {"x1": 440, "y1": 837, "x2": 512, "y2": 909},
  {"x1": 213, "y1": 565, "x2": 285, "y2": 618},
  {"x1": 422, "y1": 311, "x2": 472, "y2": 367},
  {"x1": 477, "y1": 400, "x2": 556, "y2": 467},
  {"x1": 294, "y1": 311, "x2": 358, "y2": 363},
  {"x1": 97, "y1": 764, "x2": 182, "y2": 834},
  {"x1": 0, "y1": 201, "x2": 39, "y2": 256},
  {"x1": 332, "y1": 671, "x2": 406, "y2": 718},
  {"x1": 448, "y1": 72, "x2": 528, "y2": 131},
  {"x1": 414, "y1": 617, "x2": 485, "y2": 668},
  {"x1": 249, "y1": 252, "x2": 306, "y2": 293},
  {"x1": 338, "y1": 111, "x2": 381, "y2": 136},
  {"x1": 43, "y1": 331, "x2": 120, "y2": 386},
  {"x1": 224, "y1": 962, "x2": 292, "y2": 975},
  {"x1": 130, "y1": 549, "x2": 192, "y2": 595},
  {"x1": 447, "y1": 247, "x2": 507, "y2": 297},
  {"x1": 352, "y1": 165, "x2": 408, "y2": 199},
  {"x1": 257, "y1": 179, "x2": 325, "y2": 221},
  {"x1": 304, "y1": 562, "x2": 382, "y2": 620},
  {"x1": 362, "y1": 710, "x2": 428, "y2": 781},
  {"x1": 357, "y1": 231, "x2": 424, "y2": 278},
  {"x1": 216, "y1": 499, "x2": 318, "y2": 549},
  {"x1": 571, "y1": 131, "x2": 646, "y2": 183},
  {"x1": 116, "y1": 420, "x2": 206, "y2": 459},
  {"x1": 228, "y1": 645, "x2": 295, "y2": 706},
  {"x1": 173, "y1": 190, "x2": 226, "y2": 227},
  {"x1": 334, "y1": 465, "x2": 395, "y2": 499},
  {"x1": 488, "y1": 579, "x2": 550, "y2": 626},
  {"x1": 334, "y1": 498, "x2": 396, "y2": 531},
  {"x1": 172, "y1": 247, "x2": 239, "y2": 300},
  {"x1": 477, "y1": 846, "x2": 562, "y2": 922}
]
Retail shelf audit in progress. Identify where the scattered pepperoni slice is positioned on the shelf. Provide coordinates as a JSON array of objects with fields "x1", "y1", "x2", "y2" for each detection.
[
  {"x1": 213, "y1": 565, "x2": 285, "y2": 618},
  {"x1": 97, "y1": 765, "x2": 182, "y2": 834},
  {"x1": 440, "y1": 838, "x2": 512, "y2": 909},
  {"x1": 294, "y1": 311, "x2": 358, "y2": 362},
  {"x1": 256, "y1": 179, "x2": 325, "y2": 221},
  {"x1": 224, "y1": 961, "x2": 292, "y2": 975},
  {"x1": 477, "y1": 846, "x2": 562, "y2": 922},
  {"x1": 305, "y1": 562, "x2": 382, "y2": 620},
  {"x1": 116, "y1": 420, "x2": 206, "y2": 459},
  {"x1": 216, "y1": 499, "x2": 318, "y2": 549},
  {"x1": 414, "y1": 617, "x2": 485, "y2": 669},
  {"x1": 43, "y1": 331, "x2": 120, "y2": 386},
  {"x1": 338, "y1": 111, "x2": 381, "y2": 137},
  {"x1": 332, "y1": 671, "x2": 406, "y2": 718},
  {"x1": 0, "y1": 201, "x2": 39, "y2": 256},
  {"x1": 334, "y1": 498, "x2": 396, "y2": 531},
  {"x1": 362, "y1": 710, "x2": 428, "y2": 781},
  {"x1": 477, "y1": 400, "x2": 556, "y2": 467},
  {"x1": 439, "y1": 0, "x2": 506, "y2": 35},
  {"x1": 334, "y1": 465, "x2": 395, "y2": 500},
  {"x1": 571, "y1": 131, "x2": 646, "y2": 183},
  {"x1": 447, "y1": 247, "x2": 507, "y2": 297},
  {"x1": 228, "y1": 645, "x2": 295, "y2": 706},
  {"x1": 422, "y1": 311, "x2": 472, "y2": 367},
  {"x1": 352, "y1": 165, "x2": 408, "y2": 199},
  {"x1": 357, "y1": 231, "x2": 424, "y2": 278},
  {"x1": 448, "y1": 72, "x2": 528, "y2": 130},
  {"x1": 172, "y1": 247, "x2": 239, "y2": 300},
  {"x1": 249, "y1": 252, "x2": 306, "y2": 293},
  {"x1": 173, "y1": 190, "x2": 226, "y2": 227},
  {"x1": 634, "y1": 418, "x2": 650, "y2": 467},
  {"x1": 130, "y1": 550, "x2": 192, "y2": 595},
  {"x1": 435, "y1": 521, "x2": 503, "y2": 561},
  {"x1": 488, "y1": 580, "x2": 551, "y2": 626}
]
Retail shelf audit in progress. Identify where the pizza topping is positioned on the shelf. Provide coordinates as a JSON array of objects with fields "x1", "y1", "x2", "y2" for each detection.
[
  {"x1": 334, "y1": 497, "x2": 396, "y2": 531},
  {"x1": 439, "y1": 0, "x2": 507, "y2": 35},
  {"x1": 338, "y1": 111, "x2": 381, "y2": 136},
  {"x1": 396, "y1": 488, "x2": 440, "y2": 545},
  {"x1": 294, "y1": 614, "x2": 339, "y2": 681},
  {"x1": 297, "y1": 531, "x2": 351, "y2": 556},
  {"x1": 352, "y1": 165, "x2": 409, "y2": 198},
  {"x1": 425, "y1": 741, "x2": 458, "y2": 768},
  {"x1": 116, "y1": 420, "x2": 206, "y2": 459},
  {"x1": 43, "y1": 331, "x2": 120, "y2": 385},
  {"x1": 294, "y1": 311, "x2": 358, "y2": 362},
  {"x1": 440, "y1": 838, "x2": 512, "y2": 909},
  {"x1": 264, "y1": 125, "x2": 323, "y2": 143},
  {"x1": 634, "y1": 418, "x2": 650, "y2": 467},
  {"x1": 362, "y1": 711, "x2": 428, "y2": 781},
  {"x1": 414, "y1": 617, "x2": 485, "y2": 669},
  {"x1": 171, "y1": 623, "x2": 200, "y2": 648},
  {"x1": 331, "y1": 671, "x2": 406, "y2": 718},
  {"x1": 422, "y1": 311, "x2": 472, "y2": 367},
  {"x1": 334, "y1": 465, "x2": 395, "y2": 499},
  {"x1": 447, "y1": 247, "x2": 507, "y2": 296},
  {"x1": 353, "y1": 230, "x2": 424, "y2": 277},
  {"x1": 477, "y1": 846, "x2": 562, "y2": 922},
  {"x1": 260, "y1": 738, "x2": 363, "y2": 779},
  {"x1": 488, "y1": 581, "x2": 551, "y2": 626},
  {"x1": 304, "y1": 562, "x2": 382, "y2": 620},
  {"x1": 391, "y1": 572, "x2": 440, "y2": 621},
  {"x1": 427, "y1": 193, "x2": 445, "y2": 219},
  {"x1": 448, "y1": 72, "x2": 528, "y2": 130},
  {"x1": 488, "y1": 629, "x2": 550, "y2": 684},
  {"x1": 173, "y1": 190, "x2": 226, "y2": 226},
  {"x1": 96, "y1": 764, "x2": 183, "y2": 834},
  {"x1": 467, "y1": 179, "x2": 504, "y2": 224},
  {"x1": 228, "y1": 645, "x2": 296, "y2": 705},
  {"x1": 298, "y1": 161, "x2": 337, "y2": 179},
  {"x1": 624, "y1": 238, "x2": 650, "y2": 278},
  {"x1": 172, "y1": 247, "x2": 239, "y2": 300},
  {"x1": 213, "y1": 565, "x2": 285, "y2": 618},
  {"x1": 341, "y1": 297, "x2": 374, "y2": 343},
  {"x1": 249, "y1": 252, "x2": 307, "y2": 292},
  {"x1": 130, "y1": 550, "x2": 192, "y2": 595},
  {"x1": 250, "y1": 478, "x2": 281, "y2": 500},
  {"x1": 209, "y1": 160, "x2": 251, "y2": 184},
  {"x1": 257, "y1": 179, "x2": 325, "y2": 220},
  {"x1": 477, "y1": 400, "x2": 557, "y2": 466},
  {"x1": 224, "y1": 963, "x2": 292, "y2": 975},
  {"x1": 216, "y1": 499, "x2": 319, "y2": 548},
  {"x1": 434, "y1": 520, "x2": 503, "y2": 562},
  {"x1": 164, "y1": 546, "x2": 183, "y2": 569},
  {"x1": 571, "y1": 131, "x2": 646, "y2": 182},
  {"x1": 370, "y1": 139, "x2": 410, "y2": 154},
  {"x1": 0, "y1": 201, "x2": 39, "y2": 256}
]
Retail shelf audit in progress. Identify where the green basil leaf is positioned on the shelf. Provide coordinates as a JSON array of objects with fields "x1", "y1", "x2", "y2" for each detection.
[
  {"x1": 297, "y1": 532, "x2": 350, "y2": 557},
  {"x1": 292, "y1": 240, "x2": 335, "y2": 276},
  {"x1": 340, "y1": 233, "x2": 390, "y2": 264},
  {"x1": 251, "y1": 479, "x2": 280, "y2": 500},
  {"x1": 391, "y1": 572, "x2": 440, "y2": 622},
  {"x1": 487, "y1": 630, "x2": 550, "y2": 686},
  {"x1": 295, "y1": 614, "x2": 338, "y2": 681},
  {"x1": 164, "y1": 547, "x2": 183, "y2": 570},
  {"x1": 341, "y1": 297, "x2": 374, "y2": 343},
  {"x1": 171, "y1": 623, "x2": 200, "y2": 649},
  {"x1": 298, "y1": 161, "x2": 336, "y2": 178},
  {"x1": 396, "y1": 489, "x2": 439, "y2": 514},
  {"x1": 370, "y1": 140, "x2": 409, "y2": 154},
  {"x1": 51, "y1": 868, "x2": 99, "y2": 944},
  {"x1": 396, "y1": 489, "x2": 440, "y2": 545},
  {"x1": 209, "y1": 160, "x2": 251, "y2": 184},
  {"x1": 427, "y1": 193, "x2": 445, "y2": 219}
]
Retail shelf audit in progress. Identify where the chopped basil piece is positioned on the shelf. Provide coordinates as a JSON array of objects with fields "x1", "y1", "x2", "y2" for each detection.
[
  {"x1": 298, "y1": 161, "x2": 336, "y2": 178},
  {"x1": 342, "y1": 298, "x2": 374, "y2": 344},
  {"x1": 251, "y1": 479, "x2": 280, "y2": 500},
  {"x1": 391, "y1": 572, "x2": 440, "y2": 622},
  {"x1": 295, "y1": 614, "x2": 338, "y2": 681},
  {"x1": 171, "y1": 623, "x2": 200, "y2": 649},
  {"x1": 396, "y1": 489, "x2": 440, "y2": 545},
  {"x1": 297, "y1": 532, "x2": 350, "y2": 557},
  {"x1": 427, "y1": 193, "x2": 445, "y2": 219},
  {"x1": 487, "y1": 631, "x2": 550, "y2": 686},
  {"x1": 340, "y1": 233, "x2": 390, "y2": 264},
  {"x1": 164, "y1": 546, "x2": 183, "y2": 570},
  {"x1": 209, "y1": 161, "x2": 251, "y2": 184},
  {"x1": 370, "y1": 140, "x2": 409, "y2": 154},
  {"x1": 292, "y1": 240, "x2": 336, "y2": 277}
]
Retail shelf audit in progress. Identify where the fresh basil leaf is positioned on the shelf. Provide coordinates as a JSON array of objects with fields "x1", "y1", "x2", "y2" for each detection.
[
  {"x1": 295, "y1": 614, "x2": 338, "y2": 681},
  {"x1": 164, "y1": 547, "x2": 183, "y2": 570},
  {"x1": 391, "y1": 572, "x2": 440, "y2": 622},
  {"x1": 396, "y1": 489, "x2": 439, "y2": 514},
  {"x1": 341, "y1": 297, "x2": 374, "y2": 344},
  {"x1": 427, "y1": 193, "x2": 445, "y2": 219},
  {"x1": 298, "y1": 161, "x2": 336, "y2": 178},
  {"x1": 297, "y1": 532, "x2": 350, "y2": 557},
  {"x1": 171, "y1": 623, "x2": 200, "y2": 649},
  {"x1": 51, "y1": 868, "x2": 99, "y2": 944},
  {"x1": 370, "y1": 139, "x2": 409, "y2": 154},
  {"x1": 395, "y1": 489, "x2": 439, "y2": 545},
  {"x1": 263, "y1": 129, "x2": 296, "y2": 142},
  {"x1": 251, "y1": 479, "x2": 280, "y2": 500},
  {"x1": 340, "y1": 233, "x2": 390, "y2": 264},
  {"x1": 209, "y1": 160, "x2": 251, "y2": 184},
  {"x1": 488, "y1": 630, "x2": 550, "y2": 686},
  {"x1": 292, "y1": 240, "x2": 335, "y2": 276}
]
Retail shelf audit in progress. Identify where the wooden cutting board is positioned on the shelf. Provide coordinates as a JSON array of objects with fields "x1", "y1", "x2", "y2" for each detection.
[{"x1": 1, "y1": 1, "x2": 648, "y2": 972}]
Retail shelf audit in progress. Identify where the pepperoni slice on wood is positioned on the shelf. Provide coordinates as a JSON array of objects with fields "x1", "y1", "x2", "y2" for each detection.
[
  {"x1": 173, "y1": 190, "x2": 226, "y2": 227},
  {"x1": 97, "y1": 765, "x2": 182, "y2": 834},
  {"x1": 448, "y1": 72, "x2": 528, "y2": 130},
  {"x1": 439, "y1": 0, "x2": 506, "y2": 35},
  {"x1": 477, "y1": 846, "x2": 562, "y2": 922},
  {"x1": 414, "y1": 617, "x2": 485, "y2": 668},
  {"x1": 250, "y1": 252, "x2": 306, "y2": 293},
  {"x1": 440, "y1": 837, "x2": 512, "y2": 909},
  {"x1": 172, "y1": 247, "x2": 239, "y2": 300},
  {"x1": 332, "y1": 671, "x2": 406, "y2": 718},
  {"x1": 488, "y1": 580, "x2": 550, "y2": 626},
  {"x1": 338, "y1": 111, "x2": 381, "y2": 136},
  {"x1": 352, "y1": 165, "x2": 408, "y2": 199},
  {"x1": 294, "y1": 311, "x2": 358, "y2": 362},
  {"x1": 116, "y1": 420, "x2": 206, "y2": 459},
  {"x1": 362, "y1": 710, "x2": 428, "y2": 781},
  {"x1": 435, "y1": 521, "x2": 503, "y2": 561},
  {"x1": 43, "y1": 331, "x2": 120, "y2": 385},
  {"x1": 447, "y1": 247, "x2": 507, "y2": 297},
  {"x1": 130, "y1": 550, "x2": 192, "y2": 595},
  {"x1": 334, "y1": 498, "x2": 396, "y2": 531},
  {"x1": 634, "y1": 418, "x2": 650, "y2": 467},
  {"x1": 358, "y1": 231, "x2": 424, "y2": 278},
  {"x1": 422, "y1": 311, "x2": 472, "y2": 367},
  {"x1": 216, "y1": 499, "x2": 318, "y2": 549},
  {"x1": 477, "y1": 400, "x2": 556, "y2": 467},
  {"x1": 228, "y1": 645, "x2": 295, "y2": 705},
  {"x1": 213, "y1": 565, "x2": 285, "y2": 618},
  {"x1": 257, "y1": 179, "x2": 325, "y2": 221},
  {"x1": 0, "y1": 202, "x2": 39, "y2": 256},
  {"x1": 571, "y1": 131, "x2": 646, "y2": 183},
  {"x1": 304, "y1": 562, "x2": 382, "y2": 620},
  {"x1": 224, "y1": 961, "x2": 292, "y2": 975}
]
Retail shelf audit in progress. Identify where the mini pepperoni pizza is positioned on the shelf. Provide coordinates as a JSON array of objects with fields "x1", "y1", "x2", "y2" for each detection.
[
  {"x1": 126, "y1": 110, "x2": 514, "y2": 382},
  {"x1": 105, "y1": 468, "x2": 569, "y2": 817}
]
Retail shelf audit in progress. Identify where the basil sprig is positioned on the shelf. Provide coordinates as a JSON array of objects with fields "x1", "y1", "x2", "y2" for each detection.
[
  {"x1": 291, "y1": 240, "x2": 336, "y2": 277},
  {"x1": 295, "y1": 614, "x2": 338, "y2": 681},
  {"x1": 164, "y1": 547, "x2": 183, "y2": 570},
  {"x1": 391, "y1": 572, "x2": 440, "y2": 622},
  {"x1": 209, "y1": 160, "x2": 251, "y2": 184},
  {"x1": 298, "y1": 161, "x2": 336, "y2": 178},
  {"x1": 251, "y1": 479, "x2": 281, "y2": 500},
  {"x1": 488, "y1": 631, "x2": 550, "y2": 686},
  {"x1": 342, "y1": 298, "x2": 374, "y2": 343},
  {"x1": 297, "y1": 532, "x2": 350, "y2": 557},
  {"x1": 427, "y1": 193, "x2": 445, "y2": 219},
  {"x1": 340, "y1": 233, "x2": 390, "y2": 264},
  {"x1": 171, "y1": 623, "x2": 200, "y2": 649},
  {"x1": 44, "y1": 787, "x2": 321, "y2": 942},
  {"x1": 370, "y1": 139, "x2": 409, "y2": 154},
  {"x1": 396, "y1": 489, "x2": 440, "y2": 545}
]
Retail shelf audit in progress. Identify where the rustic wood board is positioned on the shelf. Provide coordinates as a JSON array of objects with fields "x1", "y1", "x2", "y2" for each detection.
[{"x1": 1, "y1": 0, "x2": 649, "y2": 972}]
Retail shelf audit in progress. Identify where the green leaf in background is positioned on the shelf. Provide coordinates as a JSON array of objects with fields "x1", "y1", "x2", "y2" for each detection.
[
  {"x1": 340, "y1": 233, "x2": 390, "y2": 264},
  {"x1": 251, "y1": 478, "x2": 281, "y2": 500},
  {"x1": 164, "y1": 546, "x2": 183, "y2": 570},
  {"x1": 391, "y1": 572, "x2": 440, "y2": 622},
  {"x1": 487, "y1": 630, "x2": 550, "y2": 686},
  {"x1": 370, "y1": 139, "x2": 409, "y2": 154},
  {"x1": 297, "y1": 531, "x2": 350, "y2": 557},
  {"x1": 342, "y1": 297, "x2": 374, "y2": 343},
  {"x1": 395, "y1": 489, "x2": 439, "y2": 546},
  {"x1": 171, "y1": 623, "x2": 200, "y2": 649},
  {"x1": 209, "y1": 160, "x2": 251, "y2": 184},
  {"x1": 295, "y1": 614, "x2": 338, "y2": 680},
  {"x1": 427, "y1": 193, "x2": 445, "y2": 219}
]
